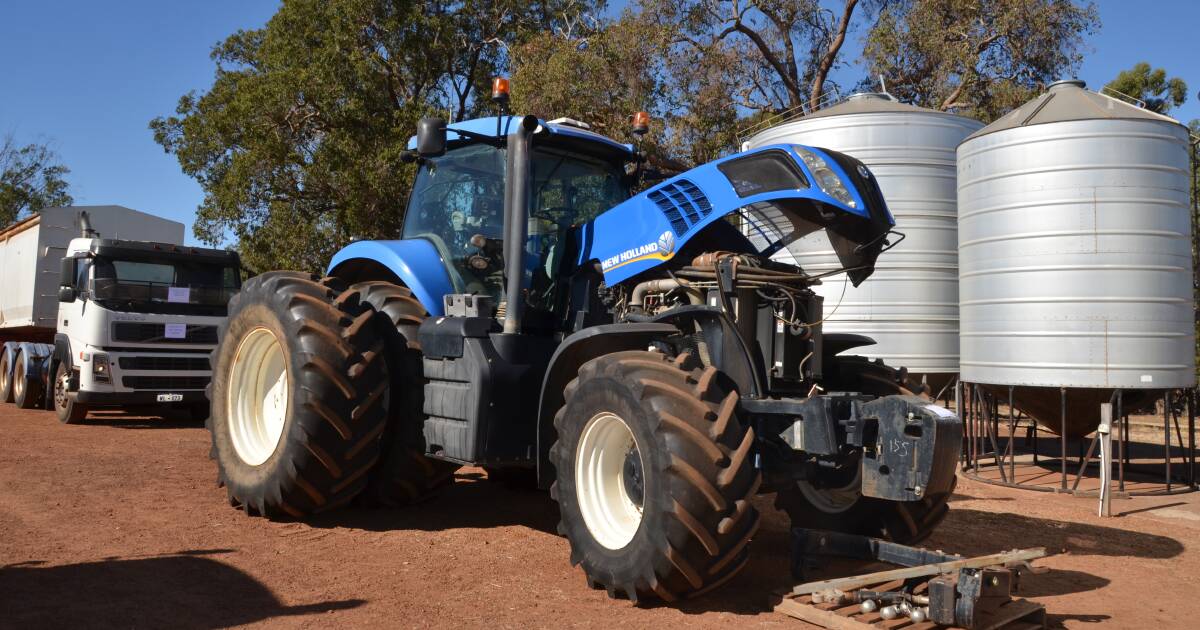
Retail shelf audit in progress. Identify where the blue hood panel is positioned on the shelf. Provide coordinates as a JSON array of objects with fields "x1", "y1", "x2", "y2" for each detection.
[{"x1": 577, "y1": 144, "x2": 892, "y2": 286}]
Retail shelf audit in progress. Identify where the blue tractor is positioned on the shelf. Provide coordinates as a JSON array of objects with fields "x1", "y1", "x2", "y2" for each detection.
[{"x1": 207, "y1": 106, "x2": 961, "y2": 602}]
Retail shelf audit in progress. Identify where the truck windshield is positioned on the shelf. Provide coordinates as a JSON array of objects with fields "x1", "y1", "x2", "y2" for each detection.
[
  {"x1": 89, "y1": 257, "x2": 240, "y2": 315},
  {"x1": 402, "y1": 142, "x2": 628, "y2": 305}
]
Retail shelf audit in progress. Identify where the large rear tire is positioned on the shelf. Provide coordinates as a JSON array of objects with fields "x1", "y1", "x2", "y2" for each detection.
[
  {"x1": 349, "y1": 281, "x2": 458, "y2": 507},
  {"x1": 775, "y1": 355, "x2": 954, "y2": 544},
  {"x1": 550, "y1": 351, "x2": 761, "y2": 602},
  {"x1": 208, "y1": 272, "x2": 388, "y2": 518}
]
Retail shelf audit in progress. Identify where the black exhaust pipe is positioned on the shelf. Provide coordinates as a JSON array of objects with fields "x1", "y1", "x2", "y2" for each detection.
[
  {"x1": 78, "y1": 211, "x2": 99, "y2": 238},
  {"x1": 502, "y1": 115, "x2": 539, "y2": 335}
]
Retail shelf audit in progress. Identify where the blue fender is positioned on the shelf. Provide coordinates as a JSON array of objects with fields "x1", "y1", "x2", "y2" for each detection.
[{"x1": 327, "y1": 239, "x2": 455, "y2": 316}]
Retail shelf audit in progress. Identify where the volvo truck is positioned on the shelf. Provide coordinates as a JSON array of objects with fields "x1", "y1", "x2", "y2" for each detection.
[{"x1": 0, "y1": 206, "x2": 240, "y2": 422}]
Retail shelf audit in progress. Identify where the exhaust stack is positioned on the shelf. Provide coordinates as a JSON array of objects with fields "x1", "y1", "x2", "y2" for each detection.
[{"x1": 78, "y1": 211, "x2": 100, "y2": 238}]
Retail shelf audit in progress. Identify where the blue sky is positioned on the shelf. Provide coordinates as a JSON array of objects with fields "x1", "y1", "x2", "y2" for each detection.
[{"x1": 1, "y1": 1, "x2": 1196, "y2": 246}]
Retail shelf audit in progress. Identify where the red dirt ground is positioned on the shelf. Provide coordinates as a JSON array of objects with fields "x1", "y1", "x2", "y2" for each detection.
[{"x1": 1, "y1": 404, "x2": 1197, "y2": 629}]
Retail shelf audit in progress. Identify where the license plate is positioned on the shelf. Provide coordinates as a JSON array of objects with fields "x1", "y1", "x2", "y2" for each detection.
[{"x1": 157, "y1": 393, "x2": 184, "y2": 402}]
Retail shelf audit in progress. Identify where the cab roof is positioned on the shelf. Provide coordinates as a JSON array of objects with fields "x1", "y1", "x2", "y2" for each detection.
[{"x1": 406, "y1": 115, "x2": 636, "y2": 157}]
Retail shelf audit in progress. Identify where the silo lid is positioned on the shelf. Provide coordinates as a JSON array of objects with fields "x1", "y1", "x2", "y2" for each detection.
[
  {"x1": 803, "y1": 92, "x2": 963, "y2": 119},
  {"x1": 965, "y1": 79, "x2": 1183, "y2": 140}
]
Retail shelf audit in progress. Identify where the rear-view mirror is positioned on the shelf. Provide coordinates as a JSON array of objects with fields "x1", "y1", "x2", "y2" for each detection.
[{"x1": 416, "y1": 117, "x2": 447, "y2": 157}]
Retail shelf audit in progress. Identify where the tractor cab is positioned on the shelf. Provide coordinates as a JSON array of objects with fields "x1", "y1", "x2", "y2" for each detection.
[{"x1": 401, "y1": 115, "x2": 639, "y2": 324}]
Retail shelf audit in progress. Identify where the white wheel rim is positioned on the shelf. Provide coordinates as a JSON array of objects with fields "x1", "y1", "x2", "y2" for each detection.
[
  {"x1": 227, "y1": 327, "x2": 289, "y2": 466},
  {"x1": 575, "y1": 411, "x2": 644, "y2": 550},
  {"x1": 796, "y1": 467, "x2": 862, "y2": 514}
]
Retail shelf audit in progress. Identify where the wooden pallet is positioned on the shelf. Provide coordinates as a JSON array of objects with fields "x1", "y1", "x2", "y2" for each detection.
[{"x1": 774, "y1": 579, "x2": 1046, "y2": 630}]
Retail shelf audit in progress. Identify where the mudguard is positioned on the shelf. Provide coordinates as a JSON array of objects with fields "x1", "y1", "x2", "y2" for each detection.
[
  {"x1": 327, "y1": 239, "x2": 455, "y2": 316},
  {"x1": 534, "y1": 322, "x2": 680, "y2": 489}
]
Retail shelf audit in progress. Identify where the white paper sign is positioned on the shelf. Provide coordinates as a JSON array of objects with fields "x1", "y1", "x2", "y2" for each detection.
[
  {"x1": 164, "y1": 323, "x2": 188, "y2": 339},
  {"x1": 167, "y1": 287, "x2": 191, "y2": 303}
]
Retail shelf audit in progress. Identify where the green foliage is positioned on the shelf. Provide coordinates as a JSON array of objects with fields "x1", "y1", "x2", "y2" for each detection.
[
  {"x1": 862, "y1": 0, "x2": 1099, "y2": 122},
  {"x1": 511, "y1": 11, "x2": 672, "y2": 159},
  {"x1": 153, "y1": 0, "x2": 598, "y2": 272},
  {"x1": 1104, "y1": 62, "x2": 1188, "y2": 114},
  {"x1": 0, "y1": 135, "x2": 73, "y2": 227}
]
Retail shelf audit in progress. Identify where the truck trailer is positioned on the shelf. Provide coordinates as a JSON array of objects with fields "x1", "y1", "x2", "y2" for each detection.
[{"x1": 0, "y1": 206, "x2": 241, "y2": 422}]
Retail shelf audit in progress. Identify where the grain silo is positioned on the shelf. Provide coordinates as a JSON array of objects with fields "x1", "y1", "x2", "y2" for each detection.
[
  {"x1": 745, "y1": 93, "x2": 983, "y2": 390},
  {"x1": 957, "y1": 79, "x2": 1196, "y2": 438}
]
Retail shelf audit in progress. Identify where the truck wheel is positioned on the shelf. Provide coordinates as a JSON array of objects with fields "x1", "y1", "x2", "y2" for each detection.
[
  {"x1": 12, "y1": 352, "x2": 44, "y2": 409},
  {"x1": 53, "y1": 361, "x2": 87, "y2": 424},
  {"x1": 0, "y1": 349, "x2": 13, "y2": 403},
  {"x1": 347, "y1": 281, "x2": 458, "y2": 507},
  {"x1": 208, "y1": 272, "x2": 388, "y2": 518},
  {"x1": 550, "y1": 350, "x2": 761, "y2": 602},
  {"x1": 775, "y1": 355, "x2": 954, "y2": 544}
]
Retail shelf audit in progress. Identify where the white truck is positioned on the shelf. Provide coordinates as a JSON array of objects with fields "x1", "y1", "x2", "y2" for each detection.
[{"x1": 0, "y1": 206, "x2": 241, "y2": 422}]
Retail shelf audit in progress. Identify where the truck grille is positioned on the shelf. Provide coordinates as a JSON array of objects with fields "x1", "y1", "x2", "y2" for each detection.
[
  {"x1": 121, "y1": 375, "x2": 210, "y2": 390},
  {"x1": 648, "y1": 178, "x2": 713, "y2": 236},
  {"x1": 118, "y1": 356, "x2": 211, "y2": 371},
  {"x1": 112, "y1": 323, "x2": 218, "y2": 344}
]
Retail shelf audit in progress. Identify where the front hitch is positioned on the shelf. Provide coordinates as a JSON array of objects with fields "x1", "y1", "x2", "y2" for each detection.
[{"x1": 746, "y1": 393, "x2": 961, "y2": 501}]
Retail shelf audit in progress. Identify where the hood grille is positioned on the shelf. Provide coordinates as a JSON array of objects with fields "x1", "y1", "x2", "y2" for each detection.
[{"x1": 648, "y1": 179, "x2": 713, "y2": 236}]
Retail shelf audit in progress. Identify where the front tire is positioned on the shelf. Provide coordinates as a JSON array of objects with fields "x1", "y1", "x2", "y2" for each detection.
[
  {"x1": 550, "y1": 351, "x2": 761, "y2": 602},
  {"x1": 53, "y1": 361, "x2": 87, "y2": 424},
  {"x1": 208, "y1": 272, "x2": 389, "y2": 518},
  {"x1": 775, "y1": 355, "x2": 954, "y2": 544}
]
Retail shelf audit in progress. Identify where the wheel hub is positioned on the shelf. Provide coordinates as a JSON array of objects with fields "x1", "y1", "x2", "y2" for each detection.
[
  {"x1": 622, "y1": 446, "x2": 644, "y2": 509},
  {"x1": 575, "y1": 411, "x2": 645, "y2": 550},
  {"x1": 55, "y1": 370, "x2": 69, "y2": 409}
]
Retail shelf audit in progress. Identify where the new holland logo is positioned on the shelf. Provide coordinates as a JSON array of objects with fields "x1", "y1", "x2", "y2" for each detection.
[
  {"x1": 657, "y1": 230, "x2": 674, "y2": 255},
  {"x1": 600, "y1": 230, "x2": 677, "y2": 272}
]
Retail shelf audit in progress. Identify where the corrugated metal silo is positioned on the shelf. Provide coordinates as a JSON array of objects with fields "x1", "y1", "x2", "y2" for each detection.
[
  {"x1": 746, "y1": 94, "x2": 984, "y2": 384},
  {"x1": 957, "y1": 80, "x2": 1196, "y2": 398}
]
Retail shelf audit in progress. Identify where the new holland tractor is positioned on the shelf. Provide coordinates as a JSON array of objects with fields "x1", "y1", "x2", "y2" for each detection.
[{"x1": 207, "y1": 94, "x2": 961, "y2": 602}]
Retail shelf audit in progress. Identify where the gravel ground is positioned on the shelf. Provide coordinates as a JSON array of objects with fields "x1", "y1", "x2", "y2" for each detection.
[{"x1": 1, "y1": 404, "x2": 1197, "y2": 629}]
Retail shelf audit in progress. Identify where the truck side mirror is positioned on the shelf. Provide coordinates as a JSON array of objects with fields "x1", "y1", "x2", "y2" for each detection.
[
  {"x1": 58, "y1": 286, "x2": 76, "y2": 303},
  {"x1": 60, "y1": 257, "x2": 77, "y2": 288},
  {"x1": 416, "y1": 117, "x2": 447, "y2": 157}
]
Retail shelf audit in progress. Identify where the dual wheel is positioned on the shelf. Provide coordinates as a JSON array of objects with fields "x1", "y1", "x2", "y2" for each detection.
[
  {"x1": 208, "y1": 273, "x2": 454, "y2": 517},
  {"x1": 2, "y1": 349, "x2": 47, "y2": 410}
]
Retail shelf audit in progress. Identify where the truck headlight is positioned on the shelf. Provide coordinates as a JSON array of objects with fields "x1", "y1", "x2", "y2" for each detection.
[
  {"x1": 92, "y1": 353, "x2": 111, "y2": 383},
  {"x1": 794, "y1": 147, "x2": 856, "y2": 208}
]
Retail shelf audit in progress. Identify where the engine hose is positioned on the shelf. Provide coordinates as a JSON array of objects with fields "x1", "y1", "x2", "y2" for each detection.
[{"x1": 630, "y1": 278, "x2": 703, "y2": 307}]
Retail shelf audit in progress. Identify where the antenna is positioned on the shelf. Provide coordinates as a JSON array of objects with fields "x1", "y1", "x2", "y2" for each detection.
[{"x1": 879, "y1": 74, "x2": 887, "y2": 95}]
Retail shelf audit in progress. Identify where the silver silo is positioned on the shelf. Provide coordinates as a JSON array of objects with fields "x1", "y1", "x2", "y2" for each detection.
[
  {"x1": 746, "y1": 94, "x2": 984, "y2": 386},
  {"x1": 958, "y1": 80, "x2": 1196, "y2": 396}
]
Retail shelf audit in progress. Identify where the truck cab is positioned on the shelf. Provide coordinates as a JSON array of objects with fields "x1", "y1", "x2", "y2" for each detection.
[{"x1": 52, "y1": 236, "x2": 241, "y2": 421}]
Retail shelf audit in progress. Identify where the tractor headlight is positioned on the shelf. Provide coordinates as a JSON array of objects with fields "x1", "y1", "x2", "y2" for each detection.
[
  {"x1": 794, "y1": 148, "x2": 856, "y2": 208},
  {"x1": 92, "y1": 353, "x2": 111, "y2": 383}
]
